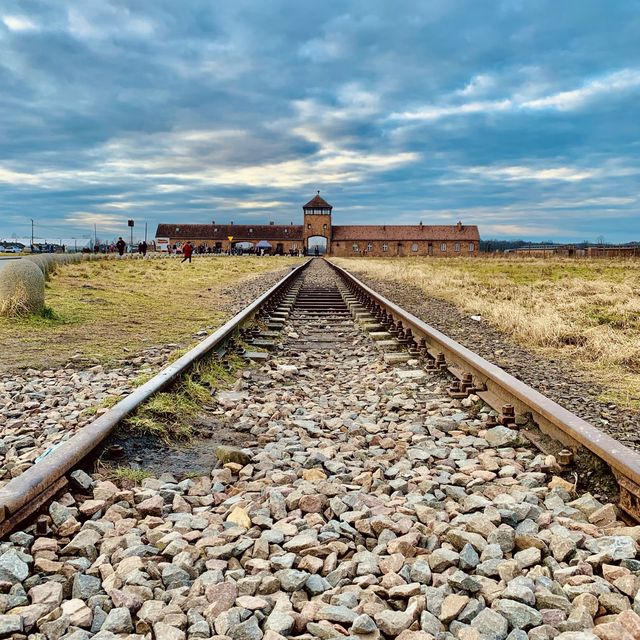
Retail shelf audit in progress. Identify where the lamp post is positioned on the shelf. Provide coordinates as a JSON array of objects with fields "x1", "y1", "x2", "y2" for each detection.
[{"x1": 128, "y1": 219, "x2": 134, "y2": 250}]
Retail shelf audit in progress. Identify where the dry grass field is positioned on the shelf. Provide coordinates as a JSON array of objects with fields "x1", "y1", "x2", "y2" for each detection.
[
  {"x1": 333, "y1": 256, "x2": 640, "y2": 409},
  {"x1": 0, "y1": 256, "x2": 303, "y2": 371}
]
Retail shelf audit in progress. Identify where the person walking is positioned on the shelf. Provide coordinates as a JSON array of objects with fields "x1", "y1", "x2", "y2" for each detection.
[
  {"x1": 116, "y1": 237, "x2": 126, "y2": 256},
  {"x1": 181, "y1": 241, "x2": 193, "y2": 264},
  {"x1": 138, "y1": 240, "x2": 148, "y2": 257}
]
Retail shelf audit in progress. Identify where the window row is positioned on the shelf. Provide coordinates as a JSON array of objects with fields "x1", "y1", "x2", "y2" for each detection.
[{"x1": 351, "y1": 242, "x2": 475, "y2": 252}]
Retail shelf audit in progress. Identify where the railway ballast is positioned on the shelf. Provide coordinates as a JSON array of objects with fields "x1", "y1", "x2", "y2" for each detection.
[{"x1": 0, "y1": 259, "x2": 639, "y2": 640}]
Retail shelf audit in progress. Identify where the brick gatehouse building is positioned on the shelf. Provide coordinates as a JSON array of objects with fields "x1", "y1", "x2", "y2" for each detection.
[{"x1": 155, "y1": 194, "x2": 480, "y2": 257}]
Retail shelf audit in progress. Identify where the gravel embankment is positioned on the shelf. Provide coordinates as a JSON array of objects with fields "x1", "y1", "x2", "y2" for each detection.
[
  {"x1": 0, "y1": 261, "x2": 639, "y2": 640},
  {"x1": 0, "y1": 266, "x2": 296, "y2": 488},
  {"x1": 345, "y1": 271, "x2": 640, "y2": 450}
]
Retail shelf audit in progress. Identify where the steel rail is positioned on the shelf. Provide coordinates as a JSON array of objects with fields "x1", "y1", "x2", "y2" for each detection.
[
  {"x1": 328, "y1": 259, "x2": 640, "y2": 520},
  {"x1": 0, "y1": 260, "x2": 310, "y2": 535}
]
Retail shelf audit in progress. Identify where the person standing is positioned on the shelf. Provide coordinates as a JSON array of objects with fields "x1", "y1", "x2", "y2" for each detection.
[
  {"x1": 116, "y1": 237, "x2": 126, "y2": 256},
  {"x1": 138, "y1": 240, "x2": 148, "y2": 257},
  {"x1": 181, "y1": 241, "x2": 193, "y2": 264}
]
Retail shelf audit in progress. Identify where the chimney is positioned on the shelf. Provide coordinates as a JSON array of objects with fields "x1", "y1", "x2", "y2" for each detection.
[
  {"x1": 269, "y1": 221, "x2": 274, "y2": 225},
  {"x1": 456, "y1": 221, "x2": 463, "y2": 231},
  {"x1": 212, "y1": 220, "x2": 215, "y2": 225},
  {"x1": 230, "y1": 221, "x2": 234, "y2": 225},
  {"x1": 419, "y1": 220, "x2": 423, "y2": 230}
]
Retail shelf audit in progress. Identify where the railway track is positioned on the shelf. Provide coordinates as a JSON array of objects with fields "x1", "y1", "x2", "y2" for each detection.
[{"x1": 1, "y1": 258, "x2": 640, "y2": 638}]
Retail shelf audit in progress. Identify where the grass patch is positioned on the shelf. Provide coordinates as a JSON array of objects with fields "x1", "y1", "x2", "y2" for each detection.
[
  {"x1": 0, "y1": 256, "x2": 303, "y2": 371},
  {"x1": 132, "y1": 370, "x2": 155, "y2": 387},
  {"x1": 81, "y1": 393, "x2": 122, "y2": 417},
  {"x1": 110, "y1": 466, "x2": 152, "y2": 484},
  {"x1": 122, "y1": 353, "x2": 244, "y2": 442},
  {"x1": 333, "y1": 256, "x2": 640, "y2": 410}
]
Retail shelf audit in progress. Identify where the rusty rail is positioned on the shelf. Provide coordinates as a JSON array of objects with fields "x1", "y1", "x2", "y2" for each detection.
[
  {"x1": 328, "y1": 259, "x2": 640, "y2": 521},
  {"x1": 0, "y1": 260, "x2": 310, "y2": 537}
]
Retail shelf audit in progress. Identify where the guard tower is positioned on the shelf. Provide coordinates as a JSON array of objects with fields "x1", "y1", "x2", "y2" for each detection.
[{"x1": 303, "y1": 191, "x2": 332, "y2": 255}]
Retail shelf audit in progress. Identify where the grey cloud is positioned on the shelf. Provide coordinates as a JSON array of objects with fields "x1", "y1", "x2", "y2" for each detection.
[{"x1": 0, "y1": 0, "x2": 639, "y2": 243}]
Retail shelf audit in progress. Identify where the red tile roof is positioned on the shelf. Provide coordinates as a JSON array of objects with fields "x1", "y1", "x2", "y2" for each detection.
[
  {"x1": 155, "y1": 224, "x2": 304, "y2": 241},
  {"x1": 331, "y1": 224, "x2": 480, "y2": 242},
  {"x1": 303, "y1": 193, "x2": 333, "y2": 210}
]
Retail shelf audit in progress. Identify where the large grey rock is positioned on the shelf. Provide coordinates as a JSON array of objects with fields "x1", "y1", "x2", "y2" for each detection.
[
  {"x1": 374, "y1": 610, "x2": 413, "y2": 636},
  {"x1": 317, "y1": 605, "x2": 357, "y2": 624},
  {"x1": 0, "y1": 615, "x2": 23, "y2": 635},
  {"x1": 264, "y1": 611, "x2": 294, "y2": 635},
  {"x1": 485, "y1": 426, "x2": 522, "y2": 447},
  {"x1": 0, "y1": 551, "x2": 29, "y2": 584},
  {"x1": 274, "y1": 569, "x2": 309, "y2": 592},
  {"x1": 229, "y1": 616, "x2": 263, "y2": 640},
  {"x1": 72, "y1": 573, "x2": 103, "y2": 600},
  {"x1": 100, "y1": 607, "x2": 133, "y2": 634},
  {"x1": 61, "y1": 529, "x2": 102, "y2": 560},
  {"x1": 470, "y1": 608, "x2": 509, "y2": 640},
  {"x1": 493, "y1": 599, "x2": 543, "y2": 630},
  {"x1": 351, "y1": 614, "x2": 377, "y2": 634},
  {"x1": 584, "y1": 536, "x2": 637, "y2": 560}
]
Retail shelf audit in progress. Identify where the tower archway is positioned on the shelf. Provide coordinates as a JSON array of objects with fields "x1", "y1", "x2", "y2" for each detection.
[
  {"x1": 303, "y1": 191, "x2": 332, "y2": 255},
  {"x1": 306, "y1": 235, "x2": 328, "y2": 255}
]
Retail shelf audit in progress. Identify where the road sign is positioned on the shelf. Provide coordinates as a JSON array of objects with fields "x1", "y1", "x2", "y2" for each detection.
[{"x1": 227, "y1": 236, "x2": 234, "y2": 242}]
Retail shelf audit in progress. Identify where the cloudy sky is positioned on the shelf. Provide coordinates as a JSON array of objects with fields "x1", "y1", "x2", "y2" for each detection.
[{"x1": 1, "y1": 1, "x2": 639, "y2": 243}]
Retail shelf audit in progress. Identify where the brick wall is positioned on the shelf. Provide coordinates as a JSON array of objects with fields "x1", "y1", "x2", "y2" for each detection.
[
  {"x1": 165, "y1": 238, "x2": 303, "y2": 254},
  {"x1": 330, "y1": 239, "x2": 479, "y2": 257},
  {"x1": 303, "y1": 213, "x2": 332, "y2": 250}
]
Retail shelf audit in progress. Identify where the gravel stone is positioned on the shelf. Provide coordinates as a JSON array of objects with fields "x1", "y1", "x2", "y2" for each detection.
[
  {"x1": 1, "y1": 260, "x2": 637, "y2": 640},
  {"x1": 471, "y1": 608, "x2": 509, "y2": 640}
]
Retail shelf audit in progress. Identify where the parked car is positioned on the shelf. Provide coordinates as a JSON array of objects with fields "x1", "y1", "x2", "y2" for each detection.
[{"x1": 1, "y1": 245, "x2": 22, "y2": 253}]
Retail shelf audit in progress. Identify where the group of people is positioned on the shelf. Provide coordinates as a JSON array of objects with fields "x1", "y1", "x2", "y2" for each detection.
[
  {"x1": 167, "y1": 242, "x2": 214, "y2": 255},
  {"x1": 108, "y1": 238, "x2": 148, "y2": 257}
]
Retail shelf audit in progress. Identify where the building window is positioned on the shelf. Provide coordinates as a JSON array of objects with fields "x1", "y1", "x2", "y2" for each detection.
[
  {"x1": 323, "y1": 224, "x2": 327, "y2": 230},
  {"x1": 292, "y1": 243, "x2": 297, "y2": 249},
  {"x1": 366, "y1": 243, "x2": 373, "y2": 252},
  {"x1": 382, "y1": 243, "x2": 388, "y2": 252},
  {"x1": 352, "y1": 243, "x2": 359, "y2": 252},
  {"x1": 249, "y1": 228, "x2": 253, "y2": 233},
  {"x1": 411, "y1": 243, "x2": 418, "y2": 252},
  {"x1": 307, "y1": 223, "x2": 311, "y2": 229},
  {"x1": 214, "y1": 228, "x2": 218, "y2": 232},
  {"x1": 440, "y1": 243, "x2": 447, "y2": 252},
  {"x1": 454, "y1": 243, "x2": 460, "y2": 252},
  {"x1": 469, "y1": 242, "x2": 475, "y2": 252}
]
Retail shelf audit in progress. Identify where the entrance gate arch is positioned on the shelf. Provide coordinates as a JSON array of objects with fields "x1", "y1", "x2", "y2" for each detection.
[{"x1": 306, "y1": 235, "x2": 328, "y2": 255}]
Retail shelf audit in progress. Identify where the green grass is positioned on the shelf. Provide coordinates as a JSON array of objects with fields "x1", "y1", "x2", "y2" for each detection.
[
  {"x1": 122, "y1": 352, "x2": 244, "y2": 442},
  {"x1": 81, "y1": 393, "x2": 123, "y2": 417},
  {"x1": 0, "y1": 255, "x2": 303, "y2": 371},
  {"x1": 132, "y1": 371, "x2": 155, "y2": 387},
  {"x1": 110, "y1": 466, "x2": 152, "y2": 484}
]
